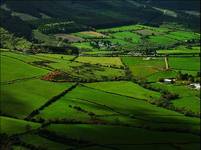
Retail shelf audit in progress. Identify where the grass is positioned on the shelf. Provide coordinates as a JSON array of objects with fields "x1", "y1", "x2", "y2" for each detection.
[
  {"x1": 36, "y1": 53, "x2": 75, "y2": 61},
  {"x1": 48, "y1": 61, "x2": 125, "y2": 82},
  {"x1": 75, "y1": 57, "x2": 124, "y2": 67},
  {"x1": 148, "y1": 35, "x2": 178, "y2": 47},
  {"x1": 0, "y1": 55, "x2": 48, "y2": 82},
  {"x1": 19, "y1": 133, "x2": 72, "y2": 150},
  {"x1": 33, "y1": 30, "x2": 59, "y2": 45},
  {"x1": 1, "y1": 79, "x2": 73, "y2": 118},
  {"x1": 0, "y1": 116, "x2": 40, "y2": 135},
  {"x1": 150, "y1": 82, "x2": 200, "y2": 114},
  {"x1": 66, "y1": 86, "x2": 183, "y2": 117},
  {"x1": 73, "y1": 31, "x2": 105, "y2": 39},
  {"x1": 157, "y1": 49, "x2": 200, "y2": 55},
  {"x1": 84, "y1": 81, "x2": 161, "y2": 100},
  {"x1": 46, "y1": 124, "x2": 200, "y2": 145},
  {"x1": 110, "y1": 31, "x2": 141, "y2": 43},
  {"x1": 167, "y1": 31, "x2": 200, "y2": 41},
  {"x1": 147, "y1": 70, "x2": 178, "y2": 82},
  {"x1": 36, "y1": 96, "x2": 115, "y2": 121},
  {"x1": 169, "y1": 57, "x2": 200, "y2": 71},
  {"x1": 122, "y1": 57, "x2": 165, "y2": 79},
  {"x1": 1, "y1": 51, "x2": 43, "y2": 63},
  {"x1": 173, "y1": 97, "x2": 200, "y2": 114},
  {"x1": 54, "y1": 34, "x2": 84, "y2": 42},
  {"x1": 72, "y1": 42, "x2": 94, "y2": 50},
  {"x1": 98, "y1": 24, "x2": 145, "y2": 33}
]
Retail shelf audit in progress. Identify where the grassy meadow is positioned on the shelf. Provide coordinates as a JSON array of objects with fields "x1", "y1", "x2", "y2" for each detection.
[{"x1": 1, "y1": 23, "x2": 200, "y2": 150}]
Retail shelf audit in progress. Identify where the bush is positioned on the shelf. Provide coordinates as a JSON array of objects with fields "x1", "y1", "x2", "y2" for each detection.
[{"x1": 162, "y1": 91, "x2": 179, "y2": 100}]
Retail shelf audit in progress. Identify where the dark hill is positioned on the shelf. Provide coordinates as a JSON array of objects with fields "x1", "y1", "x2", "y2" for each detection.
[{"x1": 0, "y1": 0, "x2": 200, "y2": 38}]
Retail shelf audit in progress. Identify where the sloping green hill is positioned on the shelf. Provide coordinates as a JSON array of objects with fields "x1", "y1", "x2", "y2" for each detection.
[{"x1": 0, "y1": 0, "x2": 200, "y2": 38}]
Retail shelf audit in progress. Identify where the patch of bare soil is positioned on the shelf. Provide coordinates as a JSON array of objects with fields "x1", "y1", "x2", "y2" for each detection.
[{"x1": 41, "y1": 70, "x2": 73, "y2": 82}]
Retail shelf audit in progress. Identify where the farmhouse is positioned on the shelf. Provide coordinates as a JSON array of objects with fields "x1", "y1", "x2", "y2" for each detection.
[{"x1": 164, "y1": 78, "x2": 176, "y2": 84}]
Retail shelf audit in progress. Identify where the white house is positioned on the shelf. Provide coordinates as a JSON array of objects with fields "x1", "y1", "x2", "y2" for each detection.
[{"x1": 190, "y1": 83, "x2": 200, "y2": 90}]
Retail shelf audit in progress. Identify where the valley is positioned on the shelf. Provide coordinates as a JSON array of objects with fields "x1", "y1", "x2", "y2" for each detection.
[{"x1": 0, "y1": 0, "x2": 200, "y2": 150}]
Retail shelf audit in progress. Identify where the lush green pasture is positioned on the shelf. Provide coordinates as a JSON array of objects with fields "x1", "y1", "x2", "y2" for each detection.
[
  {"x1": 110, "y1": 32, "x2": 141, "y2": 43},
  {"x1": 36, "y1": 53, "x2": 75, "y2": 61},
  {"x1": 0, "y1": 55, "x2": 48, "y2": 82},
  {"x1": 46, "y1": 124, "x2": 200, "y2": 145},
  {"x1": 157, "y1": 45, "x2": 200, "y2": 55},
  {"x1": 73, "y1": 31, "x2": 105, "y2": 38},
  {"x1": 75, "y1": 56, "x2": 123, "y2": 67},
  {"x1": 135, "y1": 29, "x2": 161, "y2": 36},
  {"x1": 0, "y1": 116, "x2": 40, "y2": 135},
  {"x1": 173, "y1": 97, "x2": 200, "y2": 114},
  {"x1": 1, "y1": 79, "x2": 73, "y2": 118},
  {"x1": 84, "y1": 81, "x2": 160, "y2": 100},
  {"x1": 148, "y1": 35, "x2": 178, "y2": 47},
  {"x1": 167, "y1": 31, "x2": 200, "y2": 41},
  {"x1": 98, "y1": 24, "x2": 144, "y2": 33},
  {"x1": 147, "y1": 70, "x2": 178, "y2": 82},
  {"x1": 150, "y1": 83, "x2": 200, "y2": 114},
  {"x1": 122, "y1": 57, "x2": 165, "y2": 79},
  {"x1": 105, "y1": 38, "x2": 133, "y2": 47},
  {"x1": 72, "y1": 42, "x2": 94, "y2": 50},
  {"x1": 64, "y1": 86, "x2": 199, "y2": 123},
  {"x1": 48, "y1": 61, "x2": 125, "y2": 82},
  {"x1": 169, "y1": 57, "x2": 200, "y2": 71},
  {"x1": 1, "y1": 51, "x2": 43, "y2": 62},
  {"x1": 157, "y1": 49, "x2": 200, "y2": 55},
  {"x1": 36, "y1": 84, "x2": 200, "y2": 133},
  {"x1": 36, "y1": 96, "x2": 115, "y2": 121}
]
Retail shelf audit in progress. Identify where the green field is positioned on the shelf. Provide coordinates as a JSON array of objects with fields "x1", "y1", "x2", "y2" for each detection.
[
  {"x1": 1, "y1": 22, "x2": 200, "y2": 150},
  {"x1": 0, "y1": 54, "x2": 48, "y2": 82},
  {"x1": 122, "y1": 57, "x2": 165, "y2": 79},
  {"x1": 0, "y1": 116, "x2": 40, "y2": 135},
  {"x1": 1, "y1": 79, "x2": 73, "y2": 118},
  {"x1": 75, "y1": 56, "x2": 124, "y2": 67}
]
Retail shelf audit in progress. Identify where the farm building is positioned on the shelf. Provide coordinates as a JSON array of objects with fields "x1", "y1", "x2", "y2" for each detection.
[
  {"x1": 190, "y1": 83, "x2": 200, "y2": 90},
  {"x1": 164, "y1": 78, "x2": 176, "y2": 84}
]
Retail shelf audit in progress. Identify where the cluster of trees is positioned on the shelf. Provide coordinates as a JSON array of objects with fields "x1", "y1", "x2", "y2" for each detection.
[
  {"x1": 140, "y1": 82, "x2": 199, "y2": 117},
  {"x1": 38, "y1": 21, "x2": 88, "y2": 34},
  {"x1": 176, "y1": 71, "x2": 200, "y2": 83},
  {"x1": 0, "y1": 27, "x2": 32, "y2": 51},
  {"x1": 90, "y1": 40, "x2": 117, "y2": 50},
  {"x1": 69, "y1": 105, "x2": 96, "y2": 118},
  {"x1": 0, "y1": 9, "x2": 32, "y2": 39},
  {"x1": 33, "y1": 44, "x2": 79, "y2": 55}
]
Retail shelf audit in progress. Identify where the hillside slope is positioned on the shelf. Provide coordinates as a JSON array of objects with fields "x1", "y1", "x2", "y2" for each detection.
[{"x1": 0, "y1": 0, "x2": 200, "y2": 38}]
